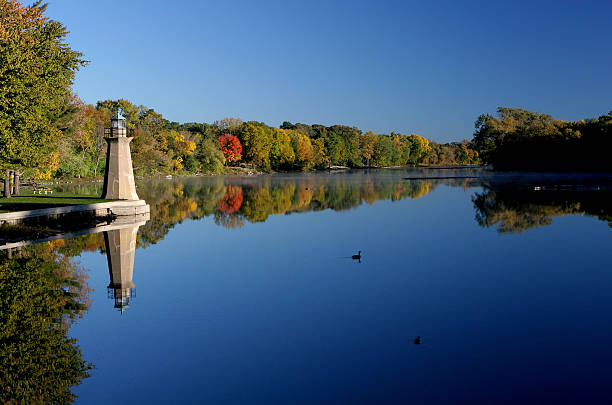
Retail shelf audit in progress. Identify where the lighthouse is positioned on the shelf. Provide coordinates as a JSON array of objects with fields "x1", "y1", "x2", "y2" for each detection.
[{"x1": 102, "y1": 109, "x2": 139, "y2": 200}]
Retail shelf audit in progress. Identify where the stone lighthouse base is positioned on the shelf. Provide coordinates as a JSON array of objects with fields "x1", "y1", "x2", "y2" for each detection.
[{"x1": 102, "y1": 136, "x2": 139, "y2": 200}]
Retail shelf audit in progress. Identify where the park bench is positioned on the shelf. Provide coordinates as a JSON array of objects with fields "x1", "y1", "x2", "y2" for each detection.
[{"x1": 31, "y1": 182, "x2": 53, "y2": 195}]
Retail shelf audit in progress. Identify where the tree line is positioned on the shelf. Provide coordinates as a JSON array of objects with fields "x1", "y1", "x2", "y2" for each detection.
[
  {"x1": 11, "y1": 96, "x2": 481, "y2": 182},
  {"x1": 472, "y1": 107, "x2": 612, "y2": 171}
]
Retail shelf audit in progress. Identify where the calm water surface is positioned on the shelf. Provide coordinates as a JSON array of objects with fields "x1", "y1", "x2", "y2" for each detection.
[{"x1": 2, "y1": 168, "x2": 612, "y2": 404}]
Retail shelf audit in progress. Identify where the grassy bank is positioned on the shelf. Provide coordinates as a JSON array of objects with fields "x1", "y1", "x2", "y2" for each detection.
[{"x1": 0, "y1": 192, "x2": 111, "y2": 213}]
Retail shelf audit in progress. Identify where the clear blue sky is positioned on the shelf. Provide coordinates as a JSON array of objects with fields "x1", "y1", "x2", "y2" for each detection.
[{"x1": 46, "y1": 0, "x2": 612, "y2": 143}]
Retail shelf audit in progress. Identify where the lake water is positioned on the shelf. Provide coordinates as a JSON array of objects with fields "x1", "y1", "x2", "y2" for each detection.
[{"x1": 2, "y1": 168, "x2": 612, "y2": 404}]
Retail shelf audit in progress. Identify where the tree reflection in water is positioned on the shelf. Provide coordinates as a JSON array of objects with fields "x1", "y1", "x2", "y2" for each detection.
[
  {"x1": 0, "y1": 243, "x2": 92, "y2": 404},
  {"x1": 473, "y1": 189, "x2": 612, "y2": 233},
  {"x1": 132, "y1": 172, "x2": 455, "y2": 244},
  {"x1": 0, "y1": 217, "x2": 147, "y2": 403},
  {"x1": 48, "y1": 170, "x2": 612, "y2": 247}
]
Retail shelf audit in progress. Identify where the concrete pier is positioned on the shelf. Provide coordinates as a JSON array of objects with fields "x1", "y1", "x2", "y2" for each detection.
[
  {"x1": 0, "y1": 199, "x2": 150, "y2": 227},
  {"x1": 0, "y1": 209, "x2": 149, "y2": 249}
]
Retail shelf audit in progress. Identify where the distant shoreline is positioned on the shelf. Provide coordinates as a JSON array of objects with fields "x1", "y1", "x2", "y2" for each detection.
[{"x1": 21, "y1": 165, "x2": 612, "y2": 187}]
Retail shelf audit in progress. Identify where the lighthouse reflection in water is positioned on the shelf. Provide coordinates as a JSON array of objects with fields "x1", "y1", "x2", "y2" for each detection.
[{"x1": 103, "y1": 219, "x2": 145, "y2": 313}]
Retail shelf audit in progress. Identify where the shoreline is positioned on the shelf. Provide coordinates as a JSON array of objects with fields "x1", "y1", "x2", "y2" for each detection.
[
  {"x1": 26, "y1": 164, "x2": 490, "y2": 186},
  {"x1": 14, "y1": 166, "x2": 612, "y2": 192}
]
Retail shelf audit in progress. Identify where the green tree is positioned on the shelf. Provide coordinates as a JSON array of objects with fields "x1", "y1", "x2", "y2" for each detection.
[
  {"x1": 196, "y1": 138, "x2": 225, "y2": 173},
  {"x1": 472, "y1": 107, "x2": 576, "y2": 170},
  {"x1": 0, "y1": 1, "x2": 85, "y2": 179}
]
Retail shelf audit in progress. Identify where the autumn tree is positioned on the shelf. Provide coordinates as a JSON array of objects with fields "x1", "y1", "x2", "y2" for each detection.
[
  {"x1": 56, "y1": 96, "x2": 108, "y2": 178},
  {"x1": 289, "y1": 130, "x2": 314, "y2": 170},
  {"x1": 217, "y1": 133, "x2": 242, "y2": 164},
  {"x1": 214, "y1": 117, "x2": 244, "y2": 136},
  {"x1": 359, "y1": 131, "x2": 377, "y2": 167},
  {"x1": 311, "y1": 138, "x2": 330, "y2": 169},
  {"x1": 161, "y1": 129, "x2": 197, "y2": 171},
  {"x1": 96, "y1": 99, "x2": 200, "y2": 174},
  {"x1": 270, "y1": 129, "x2": 295, "y2": 169},
  {"x1": 392, "y1": 133, "x2": 412, "y2": 165},
  {"x1": 96, "y1": 99, "x2": 139, "y2": 125},
  {"x1": 407, "y1": 134, "x2": 432, "y2": 165},
  {"x1": 0, "y1": 0, "x2": 85, "y2": 194},
  {"x1": 240, "y1": 121, "x2": 274, "y2": 169}
]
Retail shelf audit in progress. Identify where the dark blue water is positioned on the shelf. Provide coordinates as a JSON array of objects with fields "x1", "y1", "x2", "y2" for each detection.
[{"x1": 3, "y1": 169, "x2": 612, "y2": 404}]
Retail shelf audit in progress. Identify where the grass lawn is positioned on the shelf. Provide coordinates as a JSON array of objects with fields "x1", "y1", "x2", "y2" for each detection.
[{"x1": 0, "y1": 191, "x2": 113, "y2": 213}]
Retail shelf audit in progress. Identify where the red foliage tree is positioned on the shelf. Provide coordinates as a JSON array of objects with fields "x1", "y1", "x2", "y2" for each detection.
[
  {"x1": 219, "y1": 185, "x2": 243, "y2": 214},
  {"x1": 217, "y1": 133, "x2": 242, "y2": 164}
]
